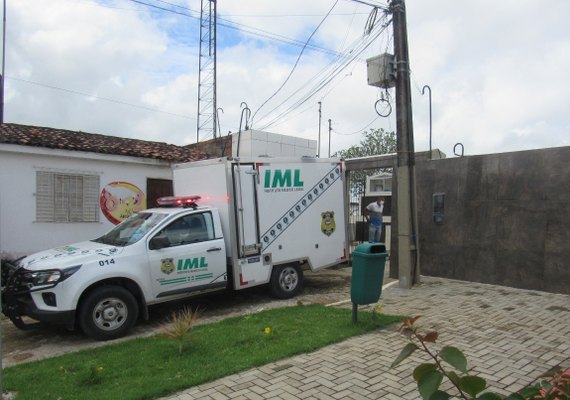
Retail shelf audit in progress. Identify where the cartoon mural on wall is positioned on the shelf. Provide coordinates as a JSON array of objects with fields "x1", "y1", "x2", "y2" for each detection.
[{"x1": 100, "y1": 182, "x2": 146, "y2": 225}]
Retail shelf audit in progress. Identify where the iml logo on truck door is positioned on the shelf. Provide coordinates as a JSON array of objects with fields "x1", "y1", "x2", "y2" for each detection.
[{"x1": 264, "y1": 169, "x2": 304, "y2": 193}]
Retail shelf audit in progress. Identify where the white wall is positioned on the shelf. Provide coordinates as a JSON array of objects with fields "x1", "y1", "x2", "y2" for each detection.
[
  {"x1": 232, "y1": 130, "x2": 317, "y2": 158},
  {"x1": 0, "y1": 144, "x2": 173, "y2": 259}
]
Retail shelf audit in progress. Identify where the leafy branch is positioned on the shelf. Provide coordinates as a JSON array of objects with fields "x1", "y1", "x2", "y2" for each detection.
[{"x1": 391, "y1": 316, "x2": 570, "y2": 400}]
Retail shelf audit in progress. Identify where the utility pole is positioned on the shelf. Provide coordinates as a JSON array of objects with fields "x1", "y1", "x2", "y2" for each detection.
[
  {"x1": 391, "y1": 0, "x2": 420, "y2": 288},
  {"x1": 317, "y1": 101, "x2": 322, "y2": 157},
  {"x1": 1, "y1": 0, "x2": 6, "y2": 124},
  {"x1": 1, "y1": 3, "x2": 5, "y2": 394},
  {"x1": 328, "y1": 119, "x2": 332, "y2": 157}
]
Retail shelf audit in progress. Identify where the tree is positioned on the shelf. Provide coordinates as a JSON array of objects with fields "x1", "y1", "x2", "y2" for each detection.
[
  {"x1": 333, "y1": 128, "x2": 396, "y2": 196},
  {"x1": 334, "y1": 128, "x2": 396, "y2": 160}
]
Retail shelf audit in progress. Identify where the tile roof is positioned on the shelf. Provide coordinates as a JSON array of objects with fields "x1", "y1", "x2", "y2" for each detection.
[
  {"x1": 0, "y1": 123, "x2": 208, "y2": 163},
  {"x1": 185, "y1": 135, "x2": 233, "y2": 158}
]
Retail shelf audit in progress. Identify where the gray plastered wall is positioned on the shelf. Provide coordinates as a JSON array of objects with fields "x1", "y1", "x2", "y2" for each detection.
[{"x1": 415, "y1": 146, "x2": 570, "y2": 294}]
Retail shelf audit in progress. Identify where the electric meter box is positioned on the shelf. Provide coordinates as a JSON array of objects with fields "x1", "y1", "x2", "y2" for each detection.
[{"x1": 367, "y1": 53, "x2": 396, "y2": 88}]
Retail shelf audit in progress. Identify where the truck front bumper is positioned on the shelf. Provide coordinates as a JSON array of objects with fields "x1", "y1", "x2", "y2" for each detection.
[
  {"x1": 2, "y1": 291, "x2": 76, "y2": 329},
  {"x1": 1, "y1": 260, "x2": 76, "y2": 330}
]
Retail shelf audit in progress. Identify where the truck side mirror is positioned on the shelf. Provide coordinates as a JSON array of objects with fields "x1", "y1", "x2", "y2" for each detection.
[{"x1": 149, "y1": 236, "x2": 170, "y2": 250}]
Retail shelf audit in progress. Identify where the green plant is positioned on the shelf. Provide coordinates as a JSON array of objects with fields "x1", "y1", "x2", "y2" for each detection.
[
  {"x1": 391, "y1": 316, "x2": 570, "y2": 400},
  {"x1": 4, "y1": 305, "x2": 402, "y2": 400},
  {"x1": 521, "y1": 367, "x2": 570, "y2": 400},
  {"x1": 162, "y1": 306, "x2": 199, "y2": 354},
  {"x1": 82, "y1": 365, "x2": 105, "y2": 386}
]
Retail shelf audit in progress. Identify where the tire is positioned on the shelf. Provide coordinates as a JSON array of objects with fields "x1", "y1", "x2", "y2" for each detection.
[
  {"x1": 78, "y1": 286, "x2": 139, "y2": 341},
  {"x1": 270, "y1": 264, "x2": 303, "y2": 299}
]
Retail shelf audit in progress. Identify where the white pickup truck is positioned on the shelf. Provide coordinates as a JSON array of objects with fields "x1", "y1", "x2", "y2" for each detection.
[{"x1": 2, "y1": 157, "x2": 347, "y2": 340}]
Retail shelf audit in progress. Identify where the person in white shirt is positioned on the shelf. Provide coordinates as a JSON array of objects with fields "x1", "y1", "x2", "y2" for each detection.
[{"x1": 365, "y1": 197, "x2": 384, "y2": 243}]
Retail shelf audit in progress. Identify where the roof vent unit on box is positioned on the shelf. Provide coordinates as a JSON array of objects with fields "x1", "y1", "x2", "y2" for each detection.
[
  {"x1": 367, "y1": 53, "x2": 396, "y2": 89},
  {"x1": 232, "y1": 130, "x2": 317, "y2": 158}
]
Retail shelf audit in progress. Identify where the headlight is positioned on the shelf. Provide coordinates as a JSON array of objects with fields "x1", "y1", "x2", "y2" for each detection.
[
  {"x1": 31, "y1": 270, "x2": 61, "y2": 286},
  {"x1": 26, "y1": 265, "x2": 82, "y2": 290}
]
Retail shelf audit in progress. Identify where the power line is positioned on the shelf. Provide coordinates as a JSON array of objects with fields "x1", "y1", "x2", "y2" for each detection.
[
  {"x1": 255, "y1": 11, "x2": 387, "y2": 129},
  {"x1": 251, "y1": 0, "x2": 340, "y2": 126},
  {"x1": 332, "y1": 115, "x2": 380, "y2": 135},
  {"x1": 126, "y1": 0, "x2": 197, "y2": 18},
  {"x1": 15, "y1": 0, "x2": 387, "y2": 129},
  {"x1": 8, "y1": 77, "x2": 196, "y2": 120},
  {"x1": 256, "y1": 34, "x2": 377, "y2": 129},
  {"x1": 338, "y1": 3, "x2": 359, "y2": 54},
  {"x1": 123, "y1": 0, "x2": 350, "y2": 59},
  {"x1": 256, "y1": 13, "x2": 390, "y2": 130},
  {"x1": 149, "y1": 0, "x2": 367, "y2": 18},
  {"x1": 222, "y1": 12, "x2": 368, "y2": 18},
  {"x1": 261, "y1": 7, "x2": 391, "y2": 129},
  {"x1": 343, "y1": 0, "x2": 389, "y2": 9},
  {"x1": 257, "y1": 99, "x2": 319, "y2": 131}
]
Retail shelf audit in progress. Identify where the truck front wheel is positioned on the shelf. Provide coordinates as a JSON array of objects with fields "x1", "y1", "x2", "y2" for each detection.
[
  {"x1": 270, "y1": 264, "x2": 303, "y2": 299},
  {"x1": 78, "y1": 286, "x2": 139, "y2": 341}
]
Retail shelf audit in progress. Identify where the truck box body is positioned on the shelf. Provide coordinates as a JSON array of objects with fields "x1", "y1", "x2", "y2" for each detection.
[{"x1": 173, "y1": 157, "x2": 347, "y2": 290}]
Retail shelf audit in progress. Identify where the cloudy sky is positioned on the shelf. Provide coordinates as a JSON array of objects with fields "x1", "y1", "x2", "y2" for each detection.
[{"x1": 4, "y1": 0, "x2": 570, "y2": 157}]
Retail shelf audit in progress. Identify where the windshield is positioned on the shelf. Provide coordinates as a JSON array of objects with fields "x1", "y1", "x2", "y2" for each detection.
[{"x1": 93, "y1": 212, "x2": 168, "y2": 247}]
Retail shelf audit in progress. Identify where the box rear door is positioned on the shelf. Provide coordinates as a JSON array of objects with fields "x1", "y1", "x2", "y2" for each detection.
[{"x1": 232, "y1": 164, "x2": 260, "y2": 257}]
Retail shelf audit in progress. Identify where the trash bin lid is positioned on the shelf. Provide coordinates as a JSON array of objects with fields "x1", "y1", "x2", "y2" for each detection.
[{"x1": 354, "y1": 243, "x2": 386, "y2": 254}]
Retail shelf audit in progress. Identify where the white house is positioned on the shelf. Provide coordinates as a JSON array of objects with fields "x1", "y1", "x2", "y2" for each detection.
[{"x1": 0, "y1": 123, "x2": 206, "y2": 259}]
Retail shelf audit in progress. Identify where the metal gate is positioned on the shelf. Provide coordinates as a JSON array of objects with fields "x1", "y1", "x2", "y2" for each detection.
[
  {"x1": 344, "y1": 153, "x2": 399, "y2": 278},
  {"x1": 345, "y1": 165, "x2": 393, "y2": 251}
]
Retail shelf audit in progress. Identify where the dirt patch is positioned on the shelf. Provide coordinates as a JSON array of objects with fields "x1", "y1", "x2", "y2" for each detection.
[{"x1": 2, "y1": 266, "x2": 380, "y2": 368}]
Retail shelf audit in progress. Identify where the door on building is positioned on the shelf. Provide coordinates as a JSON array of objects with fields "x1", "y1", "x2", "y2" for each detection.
[{"x1": 147, "y1": 178, "x2": 173, "y2": 209}]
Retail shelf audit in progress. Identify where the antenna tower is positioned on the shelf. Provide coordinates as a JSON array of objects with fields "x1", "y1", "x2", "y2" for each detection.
[{"x1": 196, "y1": 0, "x2": 217, "y2": 142}]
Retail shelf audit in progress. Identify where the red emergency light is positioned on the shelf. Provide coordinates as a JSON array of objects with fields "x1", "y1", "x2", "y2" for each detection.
[{"x1": 156, "y1": 195, "x2": 201, "y2": 208}]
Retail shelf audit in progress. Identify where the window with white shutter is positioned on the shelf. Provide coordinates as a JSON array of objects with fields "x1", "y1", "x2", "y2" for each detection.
[{"x1": 36, "y1": 171, "x2": 100, "y2": 222}]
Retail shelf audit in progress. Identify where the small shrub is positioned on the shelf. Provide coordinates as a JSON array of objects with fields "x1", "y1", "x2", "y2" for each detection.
[
  {"x1": 162, "y1": 307, "x2": 199, "y2": 355},
  {"x1": 82, "y1": 365, "x2": 105, "y2": 386}
]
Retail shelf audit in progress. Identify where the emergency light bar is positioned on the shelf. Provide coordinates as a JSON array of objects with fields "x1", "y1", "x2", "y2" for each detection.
[{"x1": 156, "y1": 195, "x2": 201, "y2": 208}]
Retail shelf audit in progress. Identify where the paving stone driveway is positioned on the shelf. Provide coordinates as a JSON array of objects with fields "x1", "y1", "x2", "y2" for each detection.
[{"x1": 163, "y1": 277, "x2": 570, "y2": 400}]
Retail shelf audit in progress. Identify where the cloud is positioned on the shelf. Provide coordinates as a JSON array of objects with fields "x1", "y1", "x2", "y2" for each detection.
[
  {"x1": 6, "y1": 0, "x2": 199, "y2": 141},
  {"x1": 3, "y1": 0, "x2": 569, "y2": 157},
  {"x1": 408, "y1": 0, "x2": 570, "y2": 155}
]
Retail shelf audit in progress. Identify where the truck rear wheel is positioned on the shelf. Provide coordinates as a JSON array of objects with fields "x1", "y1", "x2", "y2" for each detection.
[
  {"x1": 270, "y1": 264, "x2": 303, "y2": 299},
  {"x1": 78, "y1": 286, "x2": 139, "y2": 341}
]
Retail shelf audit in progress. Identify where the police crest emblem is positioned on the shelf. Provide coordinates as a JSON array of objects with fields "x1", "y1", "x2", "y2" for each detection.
[
  {"x1": 321, "y1": 211, "x2": 336, "y2": 236},
  {"x1": 161, "y1": 258, "x2": 175, "y2": 275}
]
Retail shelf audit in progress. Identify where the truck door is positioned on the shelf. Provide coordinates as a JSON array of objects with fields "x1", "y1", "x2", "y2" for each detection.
[
  {"x1": 233, "y1": 164, "x2": 260, "y2": 257},
  {"x1": 147, "y1": 211, "x2": 227, "y2": 298}
]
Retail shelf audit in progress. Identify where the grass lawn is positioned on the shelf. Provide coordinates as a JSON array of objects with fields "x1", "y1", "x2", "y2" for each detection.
[{"x1": 3, "y1": 304, "x2": 403, "y2": 400}]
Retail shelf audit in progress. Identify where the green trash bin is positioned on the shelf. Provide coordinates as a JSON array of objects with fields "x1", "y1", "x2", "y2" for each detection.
[{"x1": 351, "y1": 243, "x2": 387, "y2": 323}]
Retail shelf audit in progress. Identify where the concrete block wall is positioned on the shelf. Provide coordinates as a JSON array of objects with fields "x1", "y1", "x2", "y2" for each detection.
[{"x1": 416, "y1": 146, "x2": 570, "y2": 294}]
